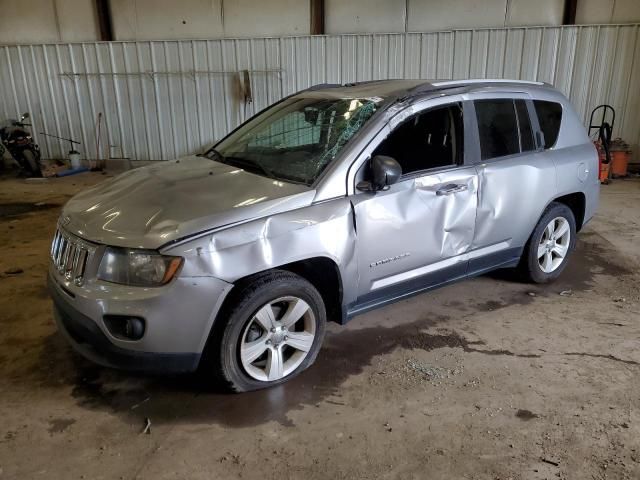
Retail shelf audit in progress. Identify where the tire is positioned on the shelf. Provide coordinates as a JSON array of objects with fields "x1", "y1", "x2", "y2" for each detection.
[
  {"x1": 517, "y1": 202, "x2": 577, "y2": 283},
  {"x1": 22, "y1": 149, "x2": 42, "y2": 177},
  {"x1": 205, "y1": 270, "x2": 327, "y2": 392}
]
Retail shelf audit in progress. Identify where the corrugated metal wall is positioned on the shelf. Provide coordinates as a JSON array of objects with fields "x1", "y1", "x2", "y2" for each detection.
[{"x1": 1, "y1": 24, "x2": 639, "y2": 162}]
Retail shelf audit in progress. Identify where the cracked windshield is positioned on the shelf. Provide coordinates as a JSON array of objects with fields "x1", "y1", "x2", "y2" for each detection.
[{"x1": 208, "y1": 96, "x2": 381, "y2": 185}]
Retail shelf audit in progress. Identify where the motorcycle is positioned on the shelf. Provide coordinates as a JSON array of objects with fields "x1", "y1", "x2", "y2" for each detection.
[{"x1": 0, "y1": 112, "x2": 42, "y2": 177}]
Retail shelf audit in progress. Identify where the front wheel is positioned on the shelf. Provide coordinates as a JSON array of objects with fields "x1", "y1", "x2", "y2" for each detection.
[
  {"x1": 517, "y1": 202, "x2": 576, "y2": 283},
  {"x1": 206, "y1": 270, "x2": 326, "y2": 392}
]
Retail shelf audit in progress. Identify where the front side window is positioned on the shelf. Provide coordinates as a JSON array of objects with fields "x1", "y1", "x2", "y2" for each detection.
[
  {"x1": 534, "y1": 100, "x2": 563, "y2": 149},
  {"x1": 208, "y1": 96, "x2": 380, "y2": 185},
  {"x1": 372, "y1": 103, "x2": 463, "y2": 176}
]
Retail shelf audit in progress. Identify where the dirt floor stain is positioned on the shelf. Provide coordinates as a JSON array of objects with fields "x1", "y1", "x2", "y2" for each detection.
[
  {"x1": 0, "y1": 202, "x2": 59, "y2": 220},
  {"x1": 47, "y1": 418, "x2": 76, "y2": 434},
  {"x1": 515, "y1": 409, "x2": 539, "y2": 420}
]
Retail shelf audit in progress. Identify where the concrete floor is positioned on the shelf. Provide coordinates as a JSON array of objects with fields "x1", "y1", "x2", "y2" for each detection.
[{"x1": 0, "y1": 173, "x2": 639, "y2": 479}]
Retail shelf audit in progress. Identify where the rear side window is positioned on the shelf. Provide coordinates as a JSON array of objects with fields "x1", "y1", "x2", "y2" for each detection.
[
  {"x1": 533, "y1": 100, "x2": 562, "y2": 149},
  {"x1": 475, "y1": 99, "x2": 520, "y2": 160}
]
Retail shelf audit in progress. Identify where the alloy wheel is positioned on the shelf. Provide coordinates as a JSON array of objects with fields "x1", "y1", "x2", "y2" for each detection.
[
  {"x1": 537, "y1": 216, "x2": 571, "y2": 273},
  {"x1": 239, "y1": 296, "x2": 316, "y2": 382}
]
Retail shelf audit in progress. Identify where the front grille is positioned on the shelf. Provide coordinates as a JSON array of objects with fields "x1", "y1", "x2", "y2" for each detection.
[{"x1": 51, "y1": 227, "x2": 93, "y2": 286}]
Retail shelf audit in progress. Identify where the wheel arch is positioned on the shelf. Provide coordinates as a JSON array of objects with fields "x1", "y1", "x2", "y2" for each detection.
[
  {"x1": 215, "y1": 256, "x2": 345, "y2": 327},
  {"x1": 550, "y1": 192, "x2": 586, "y2": 231}
]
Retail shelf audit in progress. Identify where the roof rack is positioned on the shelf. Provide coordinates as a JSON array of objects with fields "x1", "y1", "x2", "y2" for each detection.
[
  {"x1": 304, "y1": 83, "x2": 343, "y2": 91},
  {"x1": 430, "y1": 79, "x2": 545, "y2": 87}
]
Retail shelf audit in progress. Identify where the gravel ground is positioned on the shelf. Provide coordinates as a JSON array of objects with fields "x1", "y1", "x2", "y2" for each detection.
[{"x1": 0, "y1": 172, "x2": 639, "y2": 480}]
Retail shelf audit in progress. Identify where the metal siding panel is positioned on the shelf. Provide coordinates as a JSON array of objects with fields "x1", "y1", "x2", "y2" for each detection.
[
  {"x1": 42, "y1": 45, "x2": 66, "y2": 158},
  {"x1": 27, "y1": 45, "x2": 53, "y2": 156},
  {"x1": 538, "y1": 28, "x2": 560, "y2": 84},
  {"x1": 419, "y1": 32, "x2": 438, "y2": 79},
  {"x1": 607, "y1": 26, "x2": 637, "y2": 137},
  {"x1": 14, "y1": 46, "x2": 37, "y2": 147},
  {"x1": 237, "y1": 38, "x2": 256, "y2": 122},
  {"x1": 206, "y1": 40, "x2": 229, "y2": 142},
  {"x1": 554, "y1": 27, "x2": 578, "y2": 97},
  {"x1": 248, "y1": 39, "x2": 267, "y2": 115},
  {"x1": 0, "y1": 65, "x2": 8, "y2": 120},
  {"x1": 569, "y1": 27, "x2": 598, "y2": 124},
  {"x1": 503, "y1": 29, "x2": 525, "y2": 79},
  {"x1": 325, "y1": 36, "x2": 341, "y2": 83},
  {"x1": 589, "y1": 27, "x2": 619, "y2": 117},
  {"x1": 294, "y1": 36, "x2": 312, "y2": 92},
  {"x1": 619, "y1": 26, "x2": 640, "y2": 161},
  {"x1": 453, "y1": 30, "x2": 472, "y2": 80},
  {"x1": 404, "y1": 33, "x2": 421, "y2": 79},
  {"x1": 387, "y1": 34, "x2": 404, "y2": 79},
  {"x1": 372, "y1": 35, "x2": 389, "y2": 80},
  {"x1": 309, "y1": 36, "x2": 327, "y2": 86},
  {"x1": 341, "y1": 35, "x2": 357, "y2": 83},
  {"x1": 221, "y1": 40, "x2": 239, "y2": 133},
  {"x1": 265, "y1": 38, "x2": 282, "y2": 106},
  {"x1": 436, "y1": 32, "x2": 453, "y2": 79},
  {"x1": 469, "y1": 30, "x2": 489, "y2": 78},
  {"x1": 109, "y1": 42, "x2": 131, "y2": 159},
  {"x1": 486, "y1": 29, "x2": 507, "y2": 78},
  {"x1": 67, "y1": 44, "x2": 91, "y2": 157},
  {"x1": 280, "y1": 37, "x2": 297, "y2": 97},
  {"x1": 1, "y1": 25, "x2": 638, "y2": 162},
  {"x1": 520, "y1": 28, "x2": 543, "y2": 80},
  {"x1": 357, "y1": 35, "x2": 373, "y2": 82},
  {"x1": 55, "y1": 45, "x2": 78, "y2": 154}
]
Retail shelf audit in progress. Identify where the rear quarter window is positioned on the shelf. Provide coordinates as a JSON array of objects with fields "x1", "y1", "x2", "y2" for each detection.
[{"x1": 533, "y1": 100, "x2": 563, "y2": 149}]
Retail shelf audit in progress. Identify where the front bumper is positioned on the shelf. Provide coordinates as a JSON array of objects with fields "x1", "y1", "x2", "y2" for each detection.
[{"x1": 48, "y1": 268, "x2": 232, "y2": 373}]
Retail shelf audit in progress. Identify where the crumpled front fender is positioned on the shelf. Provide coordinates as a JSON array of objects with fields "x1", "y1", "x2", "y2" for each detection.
[{"x1": 163, "y1": 198, "x2": 358, "y2": 304}]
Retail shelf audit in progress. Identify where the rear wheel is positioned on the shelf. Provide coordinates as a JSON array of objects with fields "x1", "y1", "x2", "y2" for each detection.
[
  {"x1": 518, "y1": 202, "x2": 576, "y2": 283},
  {"x1": 206, "y1": 270, "x2": 326, "y2": 392},
  {"x1": 22, "y1": 149, "x2": 42, "y2": 177}
]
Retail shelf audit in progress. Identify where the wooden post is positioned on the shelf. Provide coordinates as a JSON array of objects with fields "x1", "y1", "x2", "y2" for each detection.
[
  {"x1": 563, "y1": 0, "x2": 578, "y2": 25},
  {"x1": 310, "y1": 0, "x2": 325, "y2": 35},
  {"x1": 96, "y1": 0, "x2": 114, "y2": 41}
]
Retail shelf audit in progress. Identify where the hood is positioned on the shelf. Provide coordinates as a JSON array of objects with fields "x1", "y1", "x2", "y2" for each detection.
[{"x1": 62, "y1": 156, "x2": 314, "y2": 249}]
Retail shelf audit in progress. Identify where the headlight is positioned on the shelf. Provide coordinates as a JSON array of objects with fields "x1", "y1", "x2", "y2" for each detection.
[{"x1": 98, "y1": 247, "x2": 183, "y2": 287}]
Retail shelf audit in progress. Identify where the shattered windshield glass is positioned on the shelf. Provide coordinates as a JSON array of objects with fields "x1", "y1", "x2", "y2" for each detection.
[{"x1": 207, "y1": 96, "x2": 380, "y2": 185}]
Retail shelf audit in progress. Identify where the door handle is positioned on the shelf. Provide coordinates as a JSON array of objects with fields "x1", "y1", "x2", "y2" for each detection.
[{"x1": 436, "y1": 183, "x2": 468, "y2": 196}]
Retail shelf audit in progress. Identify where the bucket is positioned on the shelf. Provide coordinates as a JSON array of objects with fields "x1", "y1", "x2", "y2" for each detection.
[
  {"x1": 68, "y1": 150, "x2": 82, "y2": 169},
  {"x1": 609, "y1": 138, "x2": 632, "y2": 177},
  {"x1": 610, "y1": 150, "x2": 631, "y2": 177}
]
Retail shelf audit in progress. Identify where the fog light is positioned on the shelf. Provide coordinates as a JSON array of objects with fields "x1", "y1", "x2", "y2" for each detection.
[{"x1": 103, "y1": 315, "x2": 145, "y2": 341}]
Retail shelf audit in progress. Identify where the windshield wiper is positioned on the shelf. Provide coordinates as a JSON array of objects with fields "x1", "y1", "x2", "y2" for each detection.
[{"x1": 225, "y1": 155, "x2": 276, "y2": 180}]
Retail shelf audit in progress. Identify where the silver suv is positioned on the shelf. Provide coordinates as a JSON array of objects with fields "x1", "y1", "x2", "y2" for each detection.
[{"x1": 49, "y1": 79, "x2": 599, "y2": 391}]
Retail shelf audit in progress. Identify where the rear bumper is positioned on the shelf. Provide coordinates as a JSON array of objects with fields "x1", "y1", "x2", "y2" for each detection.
[{"x1": 49, "y1": 275, "x2": 201, "y2": 373}]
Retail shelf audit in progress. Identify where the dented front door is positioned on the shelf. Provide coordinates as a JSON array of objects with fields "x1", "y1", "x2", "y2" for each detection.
[{"x1": 352, "y1": 166, "x2": 478, "y2": 301}]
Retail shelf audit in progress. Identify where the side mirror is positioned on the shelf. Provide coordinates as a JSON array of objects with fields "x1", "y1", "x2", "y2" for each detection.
[
  {"x1": 21, "y1": 112, "x2": 29, "y2": 120},
  {"x1": 357, "y1": 155, "x2": 402, "y2": 192}
]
